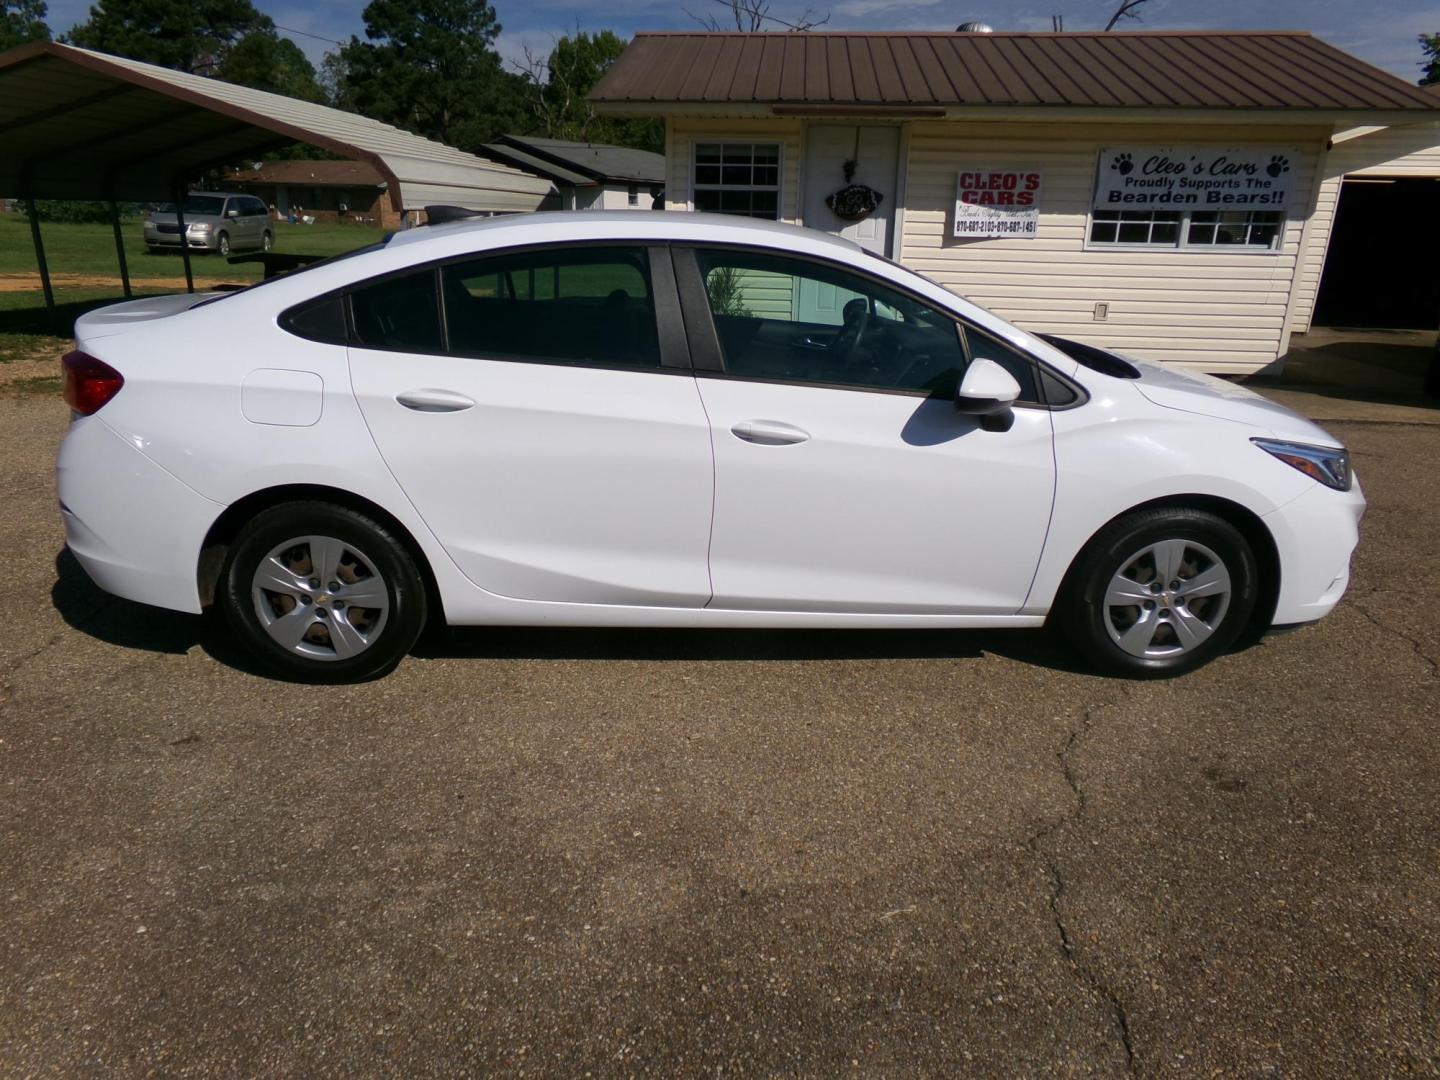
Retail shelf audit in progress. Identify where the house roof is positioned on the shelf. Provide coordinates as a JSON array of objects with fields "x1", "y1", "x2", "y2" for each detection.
[
  {"x1": 480, "y1": 134, "x2": 666, "y2": 186},
  {"x1": 0, "y1": 41, "x2": 552, "y2": 211},
  {"x1": 225, "y1": 160, "x2": 387, "y2": 187},
  {"x1": 590, "y1": 31, "x2": 1440, "y2": 113}
]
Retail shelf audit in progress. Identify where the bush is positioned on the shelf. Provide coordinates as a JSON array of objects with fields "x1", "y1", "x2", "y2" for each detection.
[{"x1": 16, "y1": 200, "x2": 144, "y2": 224}]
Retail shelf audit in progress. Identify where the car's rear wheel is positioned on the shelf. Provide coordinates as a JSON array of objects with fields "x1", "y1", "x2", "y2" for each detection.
[
  {"x1": 1057, "y1": 507, "x2": 1258, "y2": 677},
  {"x1": 220, "y1": 502, "x2": 427, "y2": 682},
  {"x1": 216, "y1": 231, "x2": 230, "y2": 256}
]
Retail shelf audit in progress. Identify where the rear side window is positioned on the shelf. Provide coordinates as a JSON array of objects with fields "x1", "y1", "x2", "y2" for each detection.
[
  {"x1": 279, "y1": 293, "x2": 347, "y2": 345},
  {"x1": 349, "y1": 269, "x2": 443, "y2": 353},
  {"x1": 441, "y1": 247, "x2": 660, "y2": 367}
]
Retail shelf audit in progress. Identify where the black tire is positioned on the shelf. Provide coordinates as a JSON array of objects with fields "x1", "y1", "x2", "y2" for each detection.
[
  {"x1": 1055, "y1": 507, "x2": 1258, "y2": 678},
  {"x1": 216, "y1": 231, "x2": 230, "y2": 256},
  {"x1": 261, "y1": 230, "x2": 273, "y2": 253},
  {"x1": 219, "y1": 502, "x2": 428, "y2": 682}
]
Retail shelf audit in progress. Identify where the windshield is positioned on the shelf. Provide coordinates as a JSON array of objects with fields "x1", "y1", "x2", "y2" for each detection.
[
  {"x1": 189, "y1": 236, "x2": 394, "y2": 308},
  {"x1": 156, "y1": 196, "x2": 227, "y2": 216}
]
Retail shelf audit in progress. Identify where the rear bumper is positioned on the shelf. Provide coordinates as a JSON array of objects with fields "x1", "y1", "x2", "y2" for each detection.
[
  {"x1": 57, "y1": 416, "x2": 225, "y2": 614},
  {"x1": 1264, "y1": 476, "x2": 1366, "y2": 625}
]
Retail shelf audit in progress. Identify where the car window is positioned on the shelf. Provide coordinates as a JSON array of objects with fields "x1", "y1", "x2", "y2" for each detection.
[
  {"x1": 349, "y1": 269, "x2": 443, "y2": 353},
  {"x1": 694, "y1": 249, "x2": 970, "y2": 396},
  {"x1": 441, "y1": 246, "x2": 660, "y2": 367},
  {"x1": 244, "y1": 197, "x2": 266, "y2": 217}
]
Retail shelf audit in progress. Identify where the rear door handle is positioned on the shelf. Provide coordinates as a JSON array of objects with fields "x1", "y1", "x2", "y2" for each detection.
[
  {"x1": 396, "y1": 388, "x2": 475, "y2": 413},
  {"x1": 731, "y1": 420, "x2": 810, "y2": 446}
]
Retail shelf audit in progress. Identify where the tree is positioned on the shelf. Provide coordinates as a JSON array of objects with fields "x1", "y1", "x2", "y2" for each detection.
[
  {"x1": 64, "y1": 0, "x2": 272, "y2": 74},
  {"x1": 1, "y1": 0, "x2": 50, "y2": 50},
  {"x1": 1421, "y1": 33, "x2": 1440, "y2": 86},
  {"x1": 1103, "y1": 0, "x2": 1150, "y2": 30},
  {"x1": 218, "y1": 32, "x2": 323, "y2": 101},
  {"x1": 338, "y1": 0, "x2": 527, "y2": 149},
  {"x1": 686, "y1": 0, "x2": 827, "y2": 32},
  {"x1": 517, "y1": 30, "x2": 662, "y2": 153}
]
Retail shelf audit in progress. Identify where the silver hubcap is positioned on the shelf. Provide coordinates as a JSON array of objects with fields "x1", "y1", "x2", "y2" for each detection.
[
  {"x1": 251, "y1": 535, "x2": 389, "y2": 661},
  {"x1": 1103, "y1": 538, "x2": 1232, "y2": 658}
]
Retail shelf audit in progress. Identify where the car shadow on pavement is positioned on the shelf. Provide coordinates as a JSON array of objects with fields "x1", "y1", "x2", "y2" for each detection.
[
  {"x1": 416, "y1": 624, "x2": 1097, "y2": 674},
  {"x1": 52, "y1": 546, "x2": 1107, "y2": 679}
]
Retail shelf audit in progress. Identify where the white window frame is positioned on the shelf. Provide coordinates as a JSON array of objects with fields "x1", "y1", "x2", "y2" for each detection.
[
  {"x1": 691, "y1": 140, "x2": 782, "y2": 220},
  {"x1": 1085, "y1": 206, "x2": 1287, "y2": 253}
]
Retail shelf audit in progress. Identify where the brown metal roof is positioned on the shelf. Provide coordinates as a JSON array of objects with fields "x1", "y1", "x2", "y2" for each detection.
[{"x1": 591, "y1": 31, "x2": 1440, "y2": 112}]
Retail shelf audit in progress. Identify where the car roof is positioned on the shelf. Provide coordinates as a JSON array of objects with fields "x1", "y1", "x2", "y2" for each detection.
[{"x1": 386, "y1": 210, "x2": 866, "y2": 258}]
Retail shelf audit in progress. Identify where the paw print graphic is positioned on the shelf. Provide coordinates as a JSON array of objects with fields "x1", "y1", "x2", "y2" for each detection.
[
  {"x1": 1266, "y1": 155, "x2": 1290, "y2": 178},
  {"x1": 1111, "y1": 152, "x2": 1134, "y2": 176}
]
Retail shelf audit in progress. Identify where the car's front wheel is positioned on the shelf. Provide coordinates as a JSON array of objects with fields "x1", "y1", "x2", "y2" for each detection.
[
  {"x1": 219, "y1": 502, "x2": 428, "y2": 682},
  {"x1": 1057, "y1": 507, "x2": 1258, "y2": 677},
  {"x1": 216, "y1": 231, "x2": 230, "y2": 256}
]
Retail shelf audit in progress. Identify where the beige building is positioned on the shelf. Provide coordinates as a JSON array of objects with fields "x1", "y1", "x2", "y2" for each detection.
[{"x1": 592, "y1": 31, "x2": 1440, "y2": 374}]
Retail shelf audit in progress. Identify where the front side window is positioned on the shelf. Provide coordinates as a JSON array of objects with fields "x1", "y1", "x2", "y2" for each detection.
[
  {"x1": 1089, "y1": 208, "x2": 1283, "y2": 249},
  {"x1": 442, "y1": 246, "x2": 660, "y2": 367},
  {"x1": 693, "y1": 143, "x2": 780, "y2": 220},
  {"x1": 696, "y1": 249, "x2": 981, "y2": 397}
]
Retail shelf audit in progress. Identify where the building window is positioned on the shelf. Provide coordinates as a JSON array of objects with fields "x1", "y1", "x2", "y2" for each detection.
[
  {"x1": 693, "y1": 142, "x2": 780, "y2": 220},
  {"x1": 1089, "y1": 208, "x2": 1283, "y2": 250},
  {"x1": 627, "y1": 185, "x2": 639, "y2": 207},
  {"x1": 1185, "y1": 210, "x2": 1283, "y2": 247}
]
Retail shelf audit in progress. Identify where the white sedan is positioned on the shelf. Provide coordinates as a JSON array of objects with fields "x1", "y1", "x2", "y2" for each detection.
[{"x1": 56, "y1": 212, "x2": 1363, "y2": 681}]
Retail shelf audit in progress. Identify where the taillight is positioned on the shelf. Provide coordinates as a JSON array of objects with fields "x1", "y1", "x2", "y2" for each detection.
[{"x1": 61, "y1": 351, "x2": 124, "y2": 416}]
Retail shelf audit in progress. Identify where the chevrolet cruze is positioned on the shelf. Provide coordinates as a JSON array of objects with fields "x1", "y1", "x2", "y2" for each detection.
[{"x1": 56, "y1": 212, "x2": 1364, "y2": 681}]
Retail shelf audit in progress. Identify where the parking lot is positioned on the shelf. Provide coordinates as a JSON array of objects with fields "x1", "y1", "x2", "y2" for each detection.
[{"x1": 1, "y1": 392, "x2": 1437, "y2": 1077}]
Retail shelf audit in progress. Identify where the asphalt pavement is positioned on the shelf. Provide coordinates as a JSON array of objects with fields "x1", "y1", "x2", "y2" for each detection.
[{"x1": 1, "y1": 394, "x2": 1436, "y2": 1077}]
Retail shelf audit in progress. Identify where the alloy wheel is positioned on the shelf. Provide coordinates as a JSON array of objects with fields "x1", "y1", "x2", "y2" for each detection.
[
  {"x1": 1102, "y1": 538, "x2": 1232, "y2": 658},
  {"x1": 250, "y1": 535, "x2": 390, "y2": 660}
]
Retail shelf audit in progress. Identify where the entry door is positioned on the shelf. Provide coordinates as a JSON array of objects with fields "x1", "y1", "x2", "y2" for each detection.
[
  {"x1": 346, "y1": 247, "x2": 715, "y2": 608},
  {"x1": 685, "y1": 247, "x2": 1056, "y2": 615},
  {"x1": 801, "y1": 125, "x2": 900, "y2": 258}
]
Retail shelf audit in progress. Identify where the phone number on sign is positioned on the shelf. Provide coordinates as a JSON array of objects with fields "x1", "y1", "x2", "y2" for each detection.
[{"x1": 955, "y1": 218, "x2": 1037, "y2": 235}]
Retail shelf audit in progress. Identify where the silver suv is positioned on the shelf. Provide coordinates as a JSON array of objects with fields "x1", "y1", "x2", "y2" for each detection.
[{"x1": 144, "y1": 193, "x2": 273, "y2": 257}]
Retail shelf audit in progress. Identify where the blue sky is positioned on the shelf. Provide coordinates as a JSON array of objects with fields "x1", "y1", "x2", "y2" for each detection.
[{"x1": 43, "y1": 0, "x2": 1439, "y2": 84}]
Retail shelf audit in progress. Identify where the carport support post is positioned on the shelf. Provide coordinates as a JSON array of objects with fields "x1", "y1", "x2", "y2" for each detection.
[
  {"x1": 108, "y1": 201, "x2": 132, "y2": 300},
  {"x1": 171, "y1": 186, "x2": 194, "y2": 294},
  {"x1": 25, "y1": 201, "x2": 56, "y2": 324}
]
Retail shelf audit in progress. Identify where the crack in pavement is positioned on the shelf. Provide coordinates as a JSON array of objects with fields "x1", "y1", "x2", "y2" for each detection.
[
  {"x1": 1347, "y1": 598, "x2": 1439, "y2": 678},
  {"x1": 1026, "y1": 701, "x2": 1138, "y2": 1076}
]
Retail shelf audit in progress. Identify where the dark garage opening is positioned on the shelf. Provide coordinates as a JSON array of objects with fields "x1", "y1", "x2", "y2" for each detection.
[{"x1": 1313, "y1": 176, "x2": 1440, "y2": 330}]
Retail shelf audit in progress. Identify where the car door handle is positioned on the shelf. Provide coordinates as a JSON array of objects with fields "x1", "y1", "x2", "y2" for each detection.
[
  {"x1": 396, "y1": 388, "x2": 476, "y2": 413},
  {"x1": 732, "y1": 420, "x2": 810, "y2": 446}
]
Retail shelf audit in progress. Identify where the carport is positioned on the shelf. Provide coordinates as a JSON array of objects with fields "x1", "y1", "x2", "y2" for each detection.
[{"x1": 0, "y1": 41, "x2": 553, "y2": 314}]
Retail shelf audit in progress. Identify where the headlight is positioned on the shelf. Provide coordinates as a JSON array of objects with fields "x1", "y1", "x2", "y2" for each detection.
[
  {"x1": 1252, "y1": 438, "x2": 1351, "y2": 491},
  {"x1": 189, "y1": 222, "x2": 213, "y2": 233}
]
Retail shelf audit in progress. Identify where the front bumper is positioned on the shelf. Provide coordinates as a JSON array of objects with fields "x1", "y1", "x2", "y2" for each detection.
[
  {"x1": 144, "y1": 229, "x2": 218, "y2": 251},
  {"x1": 1264, "y1": 475, "x2": 1366, "y2": 625},
  {"x1": 57, "y1": 416, "x2": 225, "y2": 614}
]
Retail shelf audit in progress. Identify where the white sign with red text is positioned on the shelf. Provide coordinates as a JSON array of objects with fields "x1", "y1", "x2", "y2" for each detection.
[
  {"x1": 953, "y1": 169, "x2": 1042, "y2": 239},
  {"x1": 1094, "y1": 148, "x2": 1295, "y2": 210}
]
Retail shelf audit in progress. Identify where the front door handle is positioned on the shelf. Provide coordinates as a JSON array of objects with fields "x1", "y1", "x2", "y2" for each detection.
[
  {"x1": 731, "y1": 420, "x2": 810, "y2": 446},
  {"x1": 396, "y1": 388, "x2": 476, "y2": 413}
]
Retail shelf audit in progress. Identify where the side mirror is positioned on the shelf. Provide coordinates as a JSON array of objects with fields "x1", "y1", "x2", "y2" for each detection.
[
  {"x1": 226, "y1": 208, "x2": 239, "y2": 218},
  {"x1": 955, "y1": 357, "x2": 1021, "y2": 416}
]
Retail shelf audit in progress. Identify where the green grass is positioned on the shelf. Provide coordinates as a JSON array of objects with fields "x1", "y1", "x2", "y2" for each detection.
[
  {"x1": 0, "y1": 214, "x2": 387, "y2": 281},
  {"x1": 0, "y1": 216, "x2": 385, "y2": 360}
]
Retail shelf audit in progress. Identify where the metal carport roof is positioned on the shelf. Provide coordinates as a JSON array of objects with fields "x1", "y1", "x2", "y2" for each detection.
[{"x1": 0, "y1": 41, "x2": 553, "y2": 213}]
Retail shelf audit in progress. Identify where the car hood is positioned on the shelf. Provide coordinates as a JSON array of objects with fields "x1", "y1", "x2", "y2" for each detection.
[
  {"x1": 74, "y1": 292, "x2": 221, "y2": 339},
  {"x1": 1123, "y1": 354, "x2": 1343, "y2": 447},
  {"x1": 146, "y1": 212, "x2": 217, "y2": 226}
]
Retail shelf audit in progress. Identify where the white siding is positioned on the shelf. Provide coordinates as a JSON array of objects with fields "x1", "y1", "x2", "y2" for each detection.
[
  {"x1": 1290, "y1": 120, "x2": 1440, "y2": 332},
  {"x1": 899, "y1": 121, "x2": 1329, "y2": 374}
]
